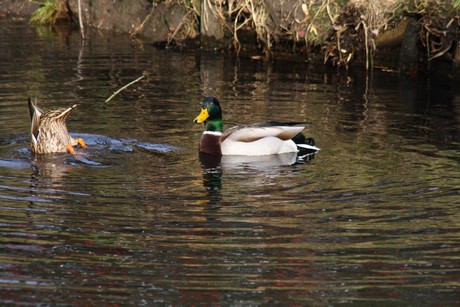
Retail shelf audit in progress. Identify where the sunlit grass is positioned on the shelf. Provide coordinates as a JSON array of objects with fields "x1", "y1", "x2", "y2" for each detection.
[{"x1": 30, "y1": 0, "x2": 67, "y2": 26}]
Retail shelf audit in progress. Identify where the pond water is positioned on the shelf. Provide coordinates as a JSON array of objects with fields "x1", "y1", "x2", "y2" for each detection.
[{"x1": 0, "y1": 19, "x2": 459, "y2": 305}]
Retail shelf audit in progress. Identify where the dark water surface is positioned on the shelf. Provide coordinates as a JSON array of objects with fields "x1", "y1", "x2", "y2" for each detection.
[{"x1": 1, "y1": 19, "x2": 459, "y2": 305}]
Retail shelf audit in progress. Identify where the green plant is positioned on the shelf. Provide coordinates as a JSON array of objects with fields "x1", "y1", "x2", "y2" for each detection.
[{"x1": 30, "y1": 0, "x2": 67, "y2": 25}]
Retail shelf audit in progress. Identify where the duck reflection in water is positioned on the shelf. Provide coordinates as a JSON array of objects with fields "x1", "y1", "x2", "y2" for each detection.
[
  {"x1": 29, "y1": 154, "x2": 78, "y2": 201},
  {"x1": 199, "y1": 153, "x2": 223, "y2": 209},
  {"x1": 31, "y1": 154, "x2": 74, "y2": 179},
  {"x1": 198, "y1": 151, "x2": 317, "y2": 209}
]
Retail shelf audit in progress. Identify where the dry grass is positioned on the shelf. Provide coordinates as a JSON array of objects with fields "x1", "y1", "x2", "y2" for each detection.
[
  {"x1": 199, "y1": 0, "x2": 458, "y2": 68},
  {"x1": 204, "y1": 0, "x2": 270, "y2": 51},
  {"x1": 171, "y1": 0, "x2": 200, "y2": 40},
  {"x1": 416, "y1": 0, "x2": 460, "y2": 61}
]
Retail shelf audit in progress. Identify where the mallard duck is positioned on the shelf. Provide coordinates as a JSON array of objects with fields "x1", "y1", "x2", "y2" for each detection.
[
  {"x1": 28, "y1": 97, "x2": 87, "y2": 155},
  {"x1": 193, "y1": 97, "x2": 319, "y2": 156}
]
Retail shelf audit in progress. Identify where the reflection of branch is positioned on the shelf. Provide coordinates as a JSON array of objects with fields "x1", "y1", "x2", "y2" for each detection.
[
  {"x1": 105, "y1": 75, "x2": 145, "y2": 103},
  {"x1": 78, "y1": 0, "x2": 85, "y2": 39}
]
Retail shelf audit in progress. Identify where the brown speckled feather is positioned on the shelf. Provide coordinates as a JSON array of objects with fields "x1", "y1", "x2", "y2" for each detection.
[{"x1": 28, "y1": 97, "x2": 80, "y2": 154}]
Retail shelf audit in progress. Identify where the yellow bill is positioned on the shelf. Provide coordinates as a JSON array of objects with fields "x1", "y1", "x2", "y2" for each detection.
[{"x1": 194, "y1": 108, "x2": 209, "y2": 123}]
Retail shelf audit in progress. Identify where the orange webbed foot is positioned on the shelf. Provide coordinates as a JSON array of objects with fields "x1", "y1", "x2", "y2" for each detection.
[
  {"x1": 66, "y1": 144, "x2": 76, "y2": 155},
  {"x1": 77, "y1": 138, "x2": 87, "y2": 149}
]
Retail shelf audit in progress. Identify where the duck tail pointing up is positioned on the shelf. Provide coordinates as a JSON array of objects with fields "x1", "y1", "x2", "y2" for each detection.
[
  {"x1": 28, "y1": 97, "x2": 43, "y2": 145},
  {"x1": 55, "y1": 104, "x2": 78, "y2": 122},
  {"x1": 28, "y1": 97, "x2": 42, "y2": 121}
]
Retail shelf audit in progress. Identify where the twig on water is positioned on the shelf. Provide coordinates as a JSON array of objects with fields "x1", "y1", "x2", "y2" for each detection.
[{"x1": 105, "y1": 75, "x2": 145, "y2": 103}]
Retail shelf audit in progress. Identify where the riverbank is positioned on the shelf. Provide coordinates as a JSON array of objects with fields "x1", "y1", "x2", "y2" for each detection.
[{"x1": 1, "y1": 0, "x2": 458, "y2": 77}]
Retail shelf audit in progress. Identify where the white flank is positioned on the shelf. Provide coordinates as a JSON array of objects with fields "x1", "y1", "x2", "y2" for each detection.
[{"x1": 221, "y1": 137, "x2": 298, "y2": 156}]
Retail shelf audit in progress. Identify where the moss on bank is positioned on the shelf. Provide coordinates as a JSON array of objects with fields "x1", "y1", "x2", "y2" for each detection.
[{"x1": 29, "y1": 0, "x2": 69, "y2": 25}]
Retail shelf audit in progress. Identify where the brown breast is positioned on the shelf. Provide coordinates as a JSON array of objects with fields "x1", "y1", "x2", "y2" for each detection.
[{"x1": 199, "y1": 133, "x2": 222, "y2": 156}]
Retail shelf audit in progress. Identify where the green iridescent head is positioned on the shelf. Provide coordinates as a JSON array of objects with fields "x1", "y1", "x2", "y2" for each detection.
[{"x1": 193, "y1": 96, "x2": 223, "y2": 132}]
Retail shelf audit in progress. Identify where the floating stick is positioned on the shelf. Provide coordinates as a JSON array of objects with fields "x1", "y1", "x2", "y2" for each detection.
[{"x1": 105, "y1": 75, "x2": 145, "y2": 103}]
